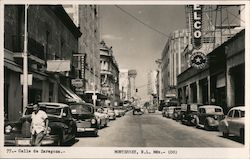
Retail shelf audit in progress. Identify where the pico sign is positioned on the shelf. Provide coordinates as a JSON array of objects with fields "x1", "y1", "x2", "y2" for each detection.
[{"x1": 192, "y1": 5, "x2": 203, "y2": 49}]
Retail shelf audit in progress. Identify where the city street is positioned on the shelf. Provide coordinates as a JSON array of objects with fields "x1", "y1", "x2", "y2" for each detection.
[{"x1": 72, "y1": 111, "x2": 244, "y2": 147}]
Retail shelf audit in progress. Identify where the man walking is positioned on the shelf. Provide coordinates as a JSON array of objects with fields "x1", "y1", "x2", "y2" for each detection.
[{"x1": 30, "y1": 103, "x2": 48, "y2": 146}]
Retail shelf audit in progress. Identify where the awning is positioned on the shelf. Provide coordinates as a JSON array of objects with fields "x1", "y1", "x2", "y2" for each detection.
[
  {"x1": 4, "y1": 59, "x2": 23, "y2": 73},
  {"x1": 60, "y1": 84, "x2": 85, "y2": 103}
]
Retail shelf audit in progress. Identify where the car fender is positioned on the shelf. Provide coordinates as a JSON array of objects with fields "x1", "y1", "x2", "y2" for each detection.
[
  {"x1": 218, "y1": 119, "x2": 229, "y2": 132},
  {"x1": 194, "y1": 115, "x2": 199, "y2": 124}
]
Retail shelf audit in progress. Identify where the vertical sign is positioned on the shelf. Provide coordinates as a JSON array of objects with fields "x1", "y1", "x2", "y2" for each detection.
[
  {"x1": 190, "y1": 4, "x2": 207, "y2": 69},
  {"x1": 191, "y1": 5, "x2": 203, "y2": 50}
]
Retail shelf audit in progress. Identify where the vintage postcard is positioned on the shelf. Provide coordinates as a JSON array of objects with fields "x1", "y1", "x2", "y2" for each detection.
[{"x1": 0, "y1": 0, "x2": 249, "y2": 158}]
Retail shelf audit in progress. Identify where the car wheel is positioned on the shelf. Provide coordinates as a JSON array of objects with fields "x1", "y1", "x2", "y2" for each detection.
[
  {"x1": 222, "y1": 131, "x2": 229, "y2": 138},
  {"x1": 240, "y1": 129, "x2": 244, "y2": 140},
  {"x1": 93, "y1": 130, "x2": 98, "y2": 137},
  {"x1": 204, "y1": 121, "x2": 210, "y2": 131},
  {"x1": 56, "y1": 131, "x2": 64, "y2": 146}
]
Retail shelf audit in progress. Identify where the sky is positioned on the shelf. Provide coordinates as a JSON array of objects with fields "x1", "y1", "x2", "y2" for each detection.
[{"x1": 99, "y1": 5, "x2": 186, "y2": 101}]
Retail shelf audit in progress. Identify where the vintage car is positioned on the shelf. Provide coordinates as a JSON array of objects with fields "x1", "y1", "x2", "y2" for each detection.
[
  {"x1": 180, "y1": 103, "x2": 199, "y2": 125},
  {"x1": 218, "y1": 106, "x2": 245, "y2": 139},
  {"x1": 94, "y1": 108, "x2": 109, "y2": 129},
  {"x1": 147, "y1": 107, "x2": 155, "y2": 113},
  {"x1": 172, "y1": 107, "x2": 182, "y2": 121},
  {"x1": 69, "y1": 102, "x2": 98, "y2": 136},
  {"x1": 194, "y1": 105, "x2": 224, "y2": 130},
  {"x1": 103, "y1": 107, "x2": 116, "y2": 120},
  {"x1": 166, "y1": 106, "x2": 176, "y2": 118},
  {"x1": 114, "y1": 106, "x2": 126, "y2": 117},
  {"x1": 132, "y1": 105, "x2": 143, "y2": 115},
  {"x1": 4, "y1": 102, "x2": 77, "y2": 146}
]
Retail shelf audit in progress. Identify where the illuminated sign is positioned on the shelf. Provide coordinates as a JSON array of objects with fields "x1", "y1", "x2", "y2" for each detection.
[
  {"x1": 190, "y1": 51, "x2": 207, "y2": 69},
  {"x1": 191, "y1": 5, "x2": 203, "y2": 50}
]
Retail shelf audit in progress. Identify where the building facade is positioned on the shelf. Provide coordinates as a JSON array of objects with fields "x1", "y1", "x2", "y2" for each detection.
[
  {"x1": 177, "y1": 29, "x2": 245, "y2": 113},
  {"x1": 100, "y1": 41, "x2": 120, "y2": 106},
  {"x1": 119, "y1": 69, "x2": 129, "y2": 101},
  {"x1": 4, "y1": 5, "x2": 82, "y2": 121},
  {"x1": 161, "y1": 29, "x2": 189, "y2": 99},
  {"x1": 147, "y1": 70, "x2": 158, "y2": 104}
]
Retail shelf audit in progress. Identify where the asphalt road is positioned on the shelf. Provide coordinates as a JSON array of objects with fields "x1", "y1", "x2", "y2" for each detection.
[{"x1": 72, "y1": 110, "x2": 244, "y2": 147}]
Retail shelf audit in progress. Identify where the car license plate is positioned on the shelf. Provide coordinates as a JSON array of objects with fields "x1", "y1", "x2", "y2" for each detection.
[{"x1": 15, "y1": 138, "x2": 31, "y2": 145}]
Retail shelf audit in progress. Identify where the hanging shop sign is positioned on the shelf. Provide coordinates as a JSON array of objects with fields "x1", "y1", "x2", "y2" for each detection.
[
  {"x1": 191, "y1": 4, "x2": 203, "y2": 50},
  {"x1": 71, "y1": 79, "x2": 84, "y2": 88}
]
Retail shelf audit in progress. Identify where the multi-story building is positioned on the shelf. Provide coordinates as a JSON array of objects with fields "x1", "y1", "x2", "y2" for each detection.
[
  {"x1": 161, "y1": 29, "x2": 189, "y2": 99},
  {"x1": 64, "y1": 5, "x2": 101, "y2": 97},
  {"x1": 4, "y1": 5, "x2": 82, "y2": 121},
  {"x1": 100, "y1": 41, "x2": 120, "y2": 106},
  {"x1": 119, "y1": 69, "x2": 129, "y2": 101},
  {"x1": 147, "y1": 70, "x2": 158, "y2": 104}
]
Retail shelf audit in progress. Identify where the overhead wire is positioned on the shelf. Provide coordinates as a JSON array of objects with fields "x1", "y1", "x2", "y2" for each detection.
[{"x1": 114, "y1": 5, "x2": 169, "y2": 38}]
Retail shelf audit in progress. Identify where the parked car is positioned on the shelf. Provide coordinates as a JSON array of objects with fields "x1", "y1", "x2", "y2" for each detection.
[
  {"x1": 103, "y1": 107, "x2": 116, "y2": 120},
  {"x1": 166, "y1": 106, "x2": 176, "y2": 118},
  {"x1": 94, "y1": 108, "x2": 109, "y2": 129},
  {"x1": 172, "y1": 107, "x2": 182, "y2": 121},
  {"x1": 180, "y1": 103, "x2": 199, "y2": 125},
  {"x1": 69, "y1": 102, "x2": 98, "y2": 136},
  {"x1": 218, "y1": 106, "x2": 245, "y2": 139},
  {"x1": 194, "y1": 105, "x2": 224, "y2": 130},
  {"x1": 162, "y1": 107, "x2": 168, "y2": 117},
  {"x1": 4, "y1": 102, "x2": 77, "y2": 146},
  {"x1": 148, "y1": 107, "x2": 155, "y2": 113}
]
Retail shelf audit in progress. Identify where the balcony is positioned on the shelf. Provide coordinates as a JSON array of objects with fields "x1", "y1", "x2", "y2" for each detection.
[{"x1": 11, "y1": 35, "x2": 45, "y2": 65}]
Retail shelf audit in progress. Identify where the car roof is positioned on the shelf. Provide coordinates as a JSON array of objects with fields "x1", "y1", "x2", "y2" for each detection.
[
  {"x1": 199, "y1": 105, "x2": 222, "y2": 109},
  {"x1": 27, "y1": 102, "x2": 69, "y2": 108},
  {"x1": 229, "y1": 106, "x2": 245, "y2": 111}
]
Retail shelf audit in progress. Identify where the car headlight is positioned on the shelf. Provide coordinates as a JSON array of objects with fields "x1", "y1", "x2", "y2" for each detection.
[
  {"x1": 214, "y1": 115, "x2": 218, "y2": 120},
  {"x1": 91, "y1": 119, "x2": 96, "y2": 124},
  {"x1": 5, "y1": 125, "x2": 12, "y2": 133}
]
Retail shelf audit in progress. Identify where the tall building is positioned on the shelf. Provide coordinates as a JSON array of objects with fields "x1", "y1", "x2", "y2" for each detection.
[
  {"x1": 161, "y1": 29, "x2": 189, "y2": 99},
  {"x1": 119, "y1": 69, "x2": 129, "y2": 101},
  {"x1": 147, "y1": 70, "x2": 158, "y2": 104},
  {"x1": 99, "y1": 41, "x2": 120, "y2": 106},
  {"x1": 64, "y1": 5, "x2": 101, "y2": 97},
  {"x1": 128, "y1": 69, "x2": 137, "y2": 101}
]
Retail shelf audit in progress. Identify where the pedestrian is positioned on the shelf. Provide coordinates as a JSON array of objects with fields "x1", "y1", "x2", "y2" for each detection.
[{"x1": 30, "y1": 103, "x2": 48, "y2": 146}]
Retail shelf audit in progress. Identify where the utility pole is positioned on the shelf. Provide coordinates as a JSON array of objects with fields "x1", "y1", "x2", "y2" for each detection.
[{"x1": 23, "y1": 4, "x2": 29, "y2": 112}]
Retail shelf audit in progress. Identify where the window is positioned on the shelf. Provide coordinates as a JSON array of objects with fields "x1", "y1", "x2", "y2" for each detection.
[
  {"x1": 233, "y1": 110, "x2": 240, "y2": 118},
  {"x1": 240, "y1": 110, "x2": 245, "y2": 117},
  {"x1": 228, "y1": 110, "x2": 234, "y2": 118}
]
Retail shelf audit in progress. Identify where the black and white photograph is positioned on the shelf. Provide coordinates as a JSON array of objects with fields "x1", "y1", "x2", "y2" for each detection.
[{"x1": 0, "y1": 0, "x2": 249, "y2": 158}]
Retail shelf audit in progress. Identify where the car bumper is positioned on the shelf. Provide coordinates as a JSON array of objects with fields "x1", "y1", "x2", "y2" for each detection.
[
  {"x1": 5, "y1": 135, "x2": 59, "y2": 146},
  {"x1": 77, "y1": 127, "x2": 97, "y2": 132}
]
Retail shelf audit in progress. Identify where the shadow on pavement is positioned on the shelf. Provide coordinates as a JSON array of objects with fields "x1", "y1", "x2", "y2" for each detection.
[{"x1": 219, "y1": 135, "x2": 244, "y2": 144}]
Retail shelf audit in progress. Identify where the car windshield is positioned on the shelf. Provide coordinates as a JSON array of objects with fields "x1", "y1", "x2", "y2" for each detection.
[
  {"x1": 205, "y1": 107, "x2": 222, "y2": 114},
  {"x1": 70, "y1": 104, "x2": 93, "y2": 114},
  {"x1": 25, "y1": 106, "x2": 62, "y2": 116}
]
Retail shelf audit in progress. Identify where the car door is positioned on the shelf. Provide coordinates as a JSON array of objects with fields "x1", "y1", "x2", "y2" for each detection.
[
  {"x1": 227, "y1": 110, "x2": 234, "y2": 134},
  {"x1": 199, "y1": 108, "x2": 205, "y2": 125},
  {"x1": 229, "y1": 110, "x2": 240, "y2": 135},
  {"x1": 62, "y1": 108, "x2": 75, "y2": 140}
]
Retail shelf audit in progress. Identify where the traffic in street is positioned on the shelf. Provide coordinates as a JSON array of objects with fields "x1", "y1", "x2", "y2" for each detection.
[{"x1": 71, "y1": 109, "x2": 244, "y2": 147}]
